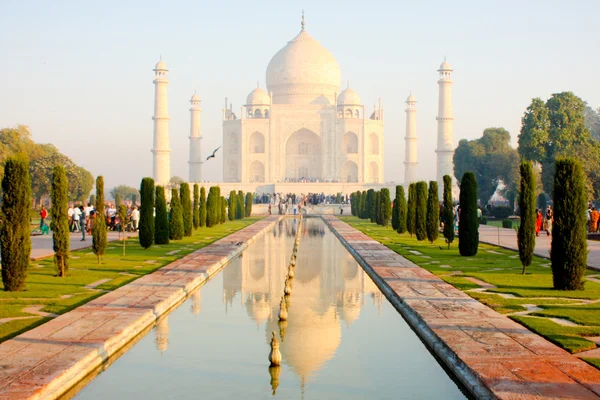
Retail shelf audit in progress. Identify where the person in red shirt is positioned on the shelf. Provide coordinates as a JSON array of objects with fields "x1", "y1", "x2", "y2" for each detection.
[
  {"x1": 535, "y1": 209, "x2": 543, "y2": 237},
  {"x1": 40, "y1": 206, "x2": 48, "y2": 229}
]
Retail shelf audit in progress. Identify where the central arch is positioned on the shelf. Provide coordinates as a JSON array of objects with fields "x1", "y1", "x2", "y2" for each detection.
[
  {"x1": 249, "y1": 160, "x2": 265, "y2": 182},
  {"x1": 285, "y1": 129, "x2": 322, "y2": 180},
  {"x1": 341, "y1": 160, "x2": 358, "y2": 182}
]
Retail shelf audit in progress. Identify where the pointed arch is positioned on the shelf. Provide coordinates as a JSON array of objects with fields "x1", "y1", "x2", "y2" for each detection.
[
  {"x1": 369, "y1": 161, "x2": 379, "y2": 183},
  {"x1": 341, "y1": 160, "x2": 358, "y2": 182},
  {"x1": 285, "y1": 128, "x2": 322, "y2": 180},
  {"x1": 249, "y1": 160, "x2": 265, "y2": 182},
  {"x1": 369, "y1": 133, "x2": 379, "y2": 154},
  {"x1": 343, "y1": 131, "x2": 358, "y2": 154},
  {"x1": 249, "y1": 131, "x2": 265, "y2": 153}
]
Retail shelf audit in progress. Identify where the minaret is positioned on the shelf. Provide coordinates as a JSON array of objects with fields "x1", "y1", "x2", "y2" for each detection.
[
  {"x1": 188, "y1": 92, "x2": 202, "y2": 182},
  {"x1": 436, "y1": 58, "x2": 454, "y2": 194},
  {"x1": 152, "y1": 58, "x2": 171, "y2": 186},
  {"x1": 404, "y1": 94, "x2": 418, "y2": 184}
]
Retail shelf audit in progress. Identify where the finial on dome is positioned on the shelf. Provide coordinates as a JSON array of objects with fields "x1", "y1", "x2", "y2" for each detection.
[
  {"x1": 347, "y1": 80, "x2": 350, "y2": 89},
  {"x1": 301, "y1": 10, "x2": 305, "y2": 30}
]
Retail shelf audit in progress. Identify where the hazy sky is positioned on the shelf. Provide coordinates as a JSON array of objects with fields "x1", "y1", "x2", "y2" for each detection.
[{"x1": 1, "y1": 0, "x2": 598, "y2": 190}]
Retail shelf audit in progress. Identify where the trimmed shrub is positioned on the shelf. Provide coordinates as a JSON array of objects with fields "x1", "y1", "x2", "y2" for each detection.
[
  {"x1": 489, "y1": 206, "x2": 513, "y2": 220},
  {"x1": 206, "y1": 186, "x2": 220, "y2": 227},
  {"x1": 237, "y1": 190, "x2": 245, "y2": 219},
  {"x1": 480, "y1": 216, "x2": 487, "y2": 225},
  {"x1": 518, "y1": 161, "x2": 536, "y2": 274},
  {"x1": 502, "y1": 219, "x2": 513, "y2": 229},
  {"x1": 426, "y1": 181, "x2": 439, "y2": 243},
  {"x1": 374, "y1": 191, "x2": 381, "y2": 225},
  {"x1": 537, "y1": 192, "x2": 548, "y2": 211},
  {"x1": 397, "y1": 186, "x2": 407, "y2": 234},
  {"x1": 154, "y1": 186, "x2": 169, "y2": 245},
  {"x1": 192, "y1": 183, "x2": 199, "y2": 230},
  {"x1": 415, "y1": 181, "x2": 428, "y2": 241},
  {"x1": 220, "y1": 197, "x2": 227, "y2": 224},
  {"x1": 180, "y1": 183, "x2": 192, "y2": 237},
  {"x1": 360, "y1": 191, "x2": 367, "y2": 219},
  {"x1": 93, "y1": 176, "x2": 108, "y2": 263},
  {"x1": 228, "y1": 191, "x2": 237, "y2": 221},
  {"x1": 366, "y1": 189, "x2": 375, "y2": 222},
  {"x1": 391, "y1": 187, "x2": 400, "y2": 230},
  {"x1": 169, "y1": 188, "x2": 184, "y2": 240},
  {"x1": 380, "y1": 188, "x2": 392, "y2": 227},
  {"x1": 199, "y1": 187, "x2": 207, "y2": 227},
  {"x1": 459, "y1": 172, "x2": 479, "y2": 256},
  {"x1": 245, "y1": 192, "x2": 253, "y2": 217},
  {"x1": 551, "y1": 158, "x2": 587, "y2": 290},
  {"x1": 407, "y1": 183, "x2": 417, "y2": 236},
  {"x1": 442, "y1": 175, "x2": 455, "y2": 248},
  {"x1": 51, "y1": 165, "x2": 69, "y2": 277},
  {"x1": 0, "y1": 156, "x2": 32, "y2": 291},
  {"x1": 139, "y1": 177, "x2": 155, "y2": 249}
]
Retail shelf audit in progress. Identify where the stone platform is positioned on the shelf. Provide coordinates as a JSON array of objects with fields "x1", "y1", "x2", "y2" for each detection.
[
  {"x1": 0, "y1": 216, "x2": 281, "y2": 399},
  {"x1": 323, "y1": 216, "x2": 600, "y2": 399}
]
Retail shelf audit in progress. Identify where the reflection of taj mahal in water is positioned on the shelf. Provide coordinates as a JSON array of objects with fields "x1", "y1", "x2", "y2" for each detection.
[{"x1": 222, "y1": 218, "x2": 381, "y2": 381}]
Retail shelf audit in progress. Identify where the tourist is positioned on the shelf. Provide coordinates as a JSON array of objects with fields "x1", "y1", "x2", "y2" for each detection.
[
  {"x1": 39, "y1": 205, "x2": 47, "y2": 229},
  {"x1": 107, "y1": 204, "x2": 117, "y2": 230},
  {"x1": 268, "y1": 203, "x2": 272, "y2": 215},
  {"x1": 130, "y1": 206, "x2": 140, "y2": 231},
  {"x1": 535, "y1": 209, "x2": 543, "y2": 237},
  {"x1": 591, "y1": 207, "x2": 600, "y2": 233},
  {"x1": 293, "y1": 204, "x2": 297, "y2": 215},
  {"x1": 67, "y1": 204, "x2": 75, "y2": 231},
  {"x1": 79, "y1": 206, "x2": 87, "y2": 241},
  {"x1": 88, "y1": 210, "x2": 95, "y2": 234},
  {"x1": 545, "y1": 206, "x2": 553, "y2": 236},
  {"x1": 72, "y1": 205, "x2": 82, "y2": 232}
]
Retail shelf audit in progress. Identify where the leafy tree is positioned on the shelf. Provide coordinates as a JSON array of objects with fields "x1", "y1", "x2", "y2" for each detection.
[
  {"x1": 366, "y1": 189, "x2": 375, "y2": 222},
  {"x1": 169, "y1": 189, "x2": 184, "y2": 240},
  {"x1": 51, "y1": 165, "x2": 69, "y2": 277},
  {"x1": 167, "y1": 176, "x2": 184, "y2": 191},
  {"x1": 110, "y1": 185, "x2": 139, "y2": 205},
  {"x1": 0, "y1": 155, "x2": 32, "y2": 291},
  {"x1": 206, "y1": 187, "x2": 220, "y2": 227},
  {"x1": 551, "y1": 159, "x2": 587, "y2": 290},
  {"x1": 237, "y1": 190, "x2": 245, "y2": 219},
  {"x1": 397, "y1": 186, "x2": 407, "y2": 234},
  {"x1": 583, "y1": 102, "x2": 600, "y2": 141},
  {"x1": 426, "y1": 181, "x2": 439, "y2": 243},
  {"x1": 180, "y1": 183, "x2": 192, "y2": 237},
  {"x1": 228, "y1": 190, "x2": 238, "y2": 221},
  {"x1": 92, "y1": 176, "x2": 108, "y2": 263},
  {"x1": 454, "y1": 127, "x2": 519, "y2": 206},
  {"x1": 518, "y1": 161, "x2": 536, "y2": 274},
  {"x1": 220, "y1": 197, "x2": 227, "y2": 224},
  {"x1": 459, "y1": 172, "x2": 479, "y2": 256},
  {"x1": 115, "y1": 193, "x2": 122, "y2": 209},
  {"x1": 415, "y1": 182, "x2": 428, "y2": 241},
  {"x1": 192, "y1": 184, "x2": 199, "y2": 230},
  {"x1": 379, "y1": 188, "x2": 391, "y2": 227},
  {"x1": 139, "y1": 178, "x2": 155, "y2": 249},
  {"x1": 407, "y1": 183, "x2": 417, "y2": 236},
  {"x1": 442, "y1": 175, "x2": 455, "y2": 248},
  {"x1": 518, "y1": 98, "x2": 549, "y2": 164},
  {"x1": 537, "y1": 192, "x2": 548, "y2": 211},
  {"x1": 199, "y1": 187, "x2": 207, "y2": 227},
  {"x1": 154, "y1": 186, "x2": 169, "y2": 245},
  {"x1": 245, "y1": 192, "x2": 253, "y2": 217}
]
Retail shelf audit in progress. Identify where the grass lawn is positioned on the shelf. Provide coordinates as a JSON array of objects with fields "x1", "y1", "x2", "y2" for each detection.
[
  {"x1": 340, "y1": 216, "x2": 600, "y2": 365},
  {"x1": 0, "y1": 217, "x2": 262, "y2": 343}
]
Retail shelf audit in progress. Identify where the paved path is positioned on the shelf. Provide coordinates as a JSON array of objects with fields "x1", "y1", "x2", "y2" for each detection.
[
  {"x1": 324, "y1": 216, "x2": 600, "y2": 399},
  {"x1": 0, "y1": 216, "x2": 281, "y2": 399},
  {"x1": 479, "y1": 225, "x2": 600, "y2": 271},
  {"x1": 30, "y1": 231, "x2": 134, "y2": 260}
]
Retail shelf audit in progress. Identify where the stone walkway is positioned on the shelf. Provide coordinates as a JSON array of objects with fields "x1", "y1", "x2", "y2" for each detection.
[
  {"x1": 29, "y1": 231, "x2": 132, "y2": 260},
  {"x1": 324, "y1": 216, "x2": 600, "y2": 399},
  {"x1": 0, "y1": 216, "x2": 281, "y2": 399},
  {"x1": 479, "y1": 225, "x2": 600, "y2": 271}
]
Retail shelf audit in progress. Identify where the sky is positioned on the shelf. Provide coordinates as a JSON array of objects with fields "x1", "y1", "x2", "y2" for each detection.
[{"x1": 1, "y1": 0, "x2": 598, "y2": 191}]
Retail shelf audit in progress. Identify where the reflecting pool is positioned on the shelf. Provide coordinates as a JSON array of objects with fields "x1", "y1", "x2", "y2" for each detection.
[{"x1": 74, "y1": 218, "x2": 467, "y2": 399}]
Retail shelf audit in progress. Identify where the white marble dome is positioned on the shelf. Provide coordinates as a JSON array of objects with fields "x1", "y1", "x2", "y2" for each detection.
[
  {"x1": 246, "y1": 87, "x2": 270, "y2": 105},
  {"x1": 337, "y1": 87, "x2": 361, "y2": 105},
  {"x1": 191, "y1": 92, "x2": 200, "y2": 102},
  {"x1": 266, "y1": 28, "x2": 341, "y2": 104},
  {"x1": 154, "y1": 59, "x2": 167, "y2": 70},
  {"x1": 439, "y1": 60, "x2": 452, "y2": 71},
  {"x1": 406, "y1": 94, "x2": 416, "y2": 102}
]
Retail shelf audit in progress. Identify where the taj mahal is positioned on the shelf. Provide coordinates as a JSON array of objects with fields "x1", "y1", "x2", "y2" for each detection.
[{"x1": 151, "y1": 14, "x2": 455, "y2": 194}]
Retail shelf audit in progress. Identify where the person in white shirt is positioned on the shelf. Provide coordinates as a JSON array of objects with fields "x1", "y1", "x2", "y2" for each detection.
[
  {"x1": 67, "y1": 205, "x2": 75, "y2": 232},
  {"x1": 130, "y1": 206, "x2": 140, "y2": 231},
  {"x1": 72, "y1": 206, "x2": 82, "y2": 232}
]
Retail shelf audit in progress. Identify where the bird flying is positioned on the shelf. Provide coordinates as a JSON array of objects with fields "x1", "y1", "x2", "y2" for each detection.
[{"x1": 206, "y1": 145, "x2": 222, "y2": 161}]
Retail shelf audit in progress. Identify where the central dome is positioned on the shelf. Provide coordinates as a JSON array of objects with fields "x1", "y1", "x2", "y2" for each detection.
[{"x1": 266, "y1": 27, "x2": 341, "y2": 105}]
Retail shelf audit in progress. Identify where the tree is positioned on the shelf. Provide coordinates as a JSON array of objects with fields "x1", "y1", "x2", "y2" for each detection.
[
  {"x1": 551, "y1": 158, "x2": 587, "y2": 290},
  {"x1": 199, "y1": 187, "x2": 207, "y2": 227},
  {"x1": 92, "y1": 176, "x2": 108, "y2": 263},
  {"x1": 397, "y1": 186, "x2": 407, "y2": 234},
  {"x1": 518, "y1": 161, "x2": 536, "y2": 274},
  {"x1": 360, "y1": 191, "x2": 367, "y2": 219},
  {"x1": 237, "y1": 190, "x2": 245, "y2": 219},
  {"x1": 110, "y1": 185, "x2": 139, "y2": 205},
  {"x1": 139, "y1": 178, "x2": 155, "y2": 249},
  {"x1": 192, "y1": 184, "x2": 199, "y2": 230},
  {"x1": 115, "y1": 193, "x2": 122, "y2": 209},
  {"x1": 459, "y1": 172, "x2": 479, "y2": 256},
  {"x1": 89, "y1": 194, "x2": 96, "y2": 207},
  {"x1": 228, "y1": 190, "x2": 238, "y2": 221},
  {"x1": 426, "y1": 181, "x2": 439, "y2": 243},
  {"x1": 0, "y1": 155, "x2": 32, "y2": 291},
  {"x1": 51, "y1": 165, "x2": 69, "y2": 277},
  {"x1": 391, "y1": 187, "x2": 400, "y2": 230},
  {"x1": 245, "y1": 192, "x2": 253, "y2": 217},
  {"x1": 374, "y1": 191, "x2": 381, "y2": 225},
  {"x1": 583, "y1": 102, "x2": 600, "y2": 142},
  {"x1": 379, "y1": 188, "x2": 391, "y2": 227},
  {"x1": 442, "y1": 175, "x2": 455, "y2": 248},
  {"x1": 415, "y1": 182, "x2": 428, "y2": 241},
  {"x1": 407, "y1": 183, "x2": 417, "y2": 236},
  {"x1": 167, "y1": 176, "x2": 184, "y2": 191},
  {"x1": 180, "y1": 183, "x2": 192, "y2": 236},
  {"x1": 118, "y1": 204, "x2": 127, "y2": 255},
  {"x1": 169, "y1": 188, "x2": 184, "y2": 240},
  {"x1": 206, "y1": 187, "x2": 220, "y2": 227},
  {"x1": 154, "y1": 186, "x2": 169, "y2": 245},
  {"x1": 537, "y1": 192, "x2": 548, "y2": 211},
  {"x1": 366, "y1": 189, "x2": 375, "y2": 222},
  {"x1": 220, "y1": 197, "x2": 227, "y2": 224}
]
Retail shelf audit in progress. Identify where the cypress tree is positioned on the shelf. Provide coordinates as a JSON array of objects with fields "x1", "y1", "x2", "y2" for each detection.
[
  {"x1": 360, "y1": 191, "x2": 367, "y2": 219},
  {"x1": 51, "y1": 165, "x2": 69, "y2": 277},
  {"x1": 180, "y1": 183, "x2": 192, "y2": 237},
  {"x1": 93, "y1": 176, "x2": 108, "y2": 263},
  {"x1": 380, "y1": 188, "x2": 392, "y2": 227},
  {"x1": 154, "y1": 186, "x2": 169, "y2": 245},
  {"x1": 237, "y1": 190, "x2": 245, "y2": 219},
  {"x1": 391, "y1": 186, "x2": 401, "y2": 230},
  {"x1": 206, "y1": 187, "x2": 219, "y2": 227},
  {"x1": 220, "y1": 197, "x2": 227, "y2": 224},
  {"x1": 518, "y1": 161, "x2": 536, "y2": 274},
  {"x1": 397, "y1": 186, "x2": 407, "y2": 234},
  {"x1": 551, "y1": 158, "x2": 587, "y2": 290},
  {"x1": 374, "y1": 191, "x2": 381, "y2": 224},
  {"x1": 442, "y1": 175, "x2": 455, "y2": 248},
  {"x1": 228, "y1": 190, "x2": 237, "y2": 221},
  {"x1": 0, "y1": 155, "x2": 32, "y2": 291},
  {"x1": 169, "y1": 188, "x2": 184, "y2": 240},
  {"x1": 366, "y1": 189, "x2": 375, "y2": 222},
  {"x1": 415, "y1": 181, "x2": 428, "y2": 241},
  {"x1": 245, "y1": 192, "x2": 253, "y2": 217},
  {"x1": 426, "y1": 181, "x2": 439, "y2": 243},
  {"x1": 90, "y1": 194, "x2": 96, "y2": 207},
  {"x1": 458, "y1": 172, "x2": 479, "y2": 256},
  {"x1": 407, "y1": 183, "x2": 417, "y2": 237},
  {"x1": 192, "y1": 183, "x2": 199, "y2": 230},
  {"x1": 138, "y1": 177, "x2": 155, "y2": 249},
  {"x1": 199, "y1": 186, "x2": 207, "y2": 227},
  {"x1": 115, "y1": 192, "x2": 122, "y2": 209}
]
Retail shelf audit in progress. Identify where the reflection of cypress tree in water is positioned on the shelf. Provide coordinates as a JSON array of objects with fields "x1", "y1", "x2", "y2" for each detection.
[
  {"x1": 268, "y1": 365, "x2": 281, "y2": 395},
  {"x1": 155, "y1": 317, "x2": 169, "y2": 353},
  {"x1": 190, "y1": 290, "x2": 201, "y2": 316}
]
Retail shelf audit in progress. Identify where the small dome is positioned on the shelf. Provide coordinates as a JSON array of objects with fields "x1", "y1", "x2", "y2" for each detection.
[
  {"x1": 246, "y1": 87, "x2": 270, "y2": 105},
  {"x1": 439, "y1": 59, "x2": 452, "y2": 71},
  {"x1": 191, "y1": 92, "x2": 200, "y2": 102},
  {"x1": 406, "y1": 94, "x2": 416, "y2": 102},
  {"x1": 154, "y1": 59, "x2": 167, "y2": 70},
  {"x1": 337, "y1": 87, "x2": 361, "y2": 105}
]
